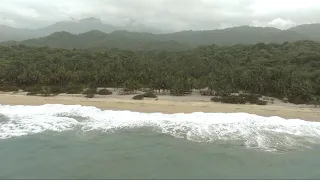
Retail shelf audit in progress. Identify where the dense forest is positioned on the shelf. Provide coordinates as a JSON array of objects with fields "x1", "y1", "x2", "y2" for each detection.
[{"x1": 0, "y1": 40, "x2": 320, "y2": 105}]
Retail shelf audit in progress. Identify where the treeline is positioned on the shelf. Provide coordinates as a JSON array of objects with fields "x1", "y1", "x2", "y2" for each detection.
[{"x1": 0, "y1": 40, "x2": 320, "y2": 105}]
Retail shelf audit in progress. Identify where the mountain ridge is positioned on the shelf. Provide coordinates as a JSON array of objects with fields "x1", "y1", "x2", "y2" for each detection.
[
  {"x1": 0, "y1": 17, "x2": 163, "y2": 42},
  {"x1": 288, "y1": 24, "x2": 320, "y2": 40},
  {"x1": 1, "y1": 20, "x2": 320, "y2": 51}
]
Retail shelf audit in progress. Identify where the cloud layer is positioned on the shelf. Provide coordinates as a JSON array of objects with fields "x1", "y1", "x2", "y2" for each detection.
[{"x1": 1, "y1": 0, "x2": 320, "y2": 31}]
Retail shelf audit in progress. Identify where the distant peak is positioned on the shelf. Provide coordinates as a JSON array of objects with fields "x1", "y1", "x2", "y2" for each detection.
[
  {"x1": 48, "y1": 31, "x2": 74, "y2": 36},
  {"x1": 291, "y1": 23, "x2": 320, "y2": 28},
  {"x1": 79, "y1": 17, "x2": 102, "y2": 24},
  {"x1": 113, "y1": 30, "x2": 129, "y2": 33},
  {"x1": 80, "y1": 30, "x2": 107, "y2": 36}
]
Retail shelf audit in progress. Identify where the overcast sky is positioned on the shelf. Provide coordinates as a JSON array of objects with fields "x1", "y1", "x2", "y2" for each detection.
[{"x1": 0, "y1": 0, "x2": 320, "y2": 31}]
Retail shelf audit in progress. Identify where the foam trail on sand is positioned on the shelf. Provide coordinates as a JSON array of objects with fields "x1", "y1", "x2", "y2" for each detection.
[{"x1": 1, "y1": 104, "x2": 320, "y2": 151}]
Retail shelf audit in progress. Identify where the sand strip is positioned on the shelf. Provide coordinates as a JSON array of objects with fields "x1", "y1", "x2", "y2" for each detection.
[{"x1": 0, "y1": 93, "x2": 319, "y2": 121}]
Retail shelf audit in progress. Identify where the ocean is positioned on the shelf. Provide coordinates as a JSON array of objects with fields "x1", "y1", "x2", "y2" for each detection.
[{"x1": 1, "y1": 104, "x2": 320, "y2": 179}]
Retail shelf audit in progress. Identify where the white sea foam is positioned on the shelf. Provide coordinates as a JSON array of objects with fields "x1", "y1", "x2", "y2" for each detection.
[{"x1": 1, "y1": 104, "x2": 320, "y2": 151}]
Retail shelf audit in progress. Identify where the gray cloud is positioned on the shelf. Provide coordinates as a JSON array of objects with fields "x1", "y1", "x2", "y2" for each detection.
[{"x1": 1, "y1": 0, "x2": 320, "y2": 31}]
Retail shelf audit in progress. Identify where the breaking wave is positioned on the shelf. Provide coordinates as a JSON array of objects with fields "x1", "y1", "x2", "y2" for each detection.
[{"x1": 1, "y1": 104, "x2": 320, "y2": 151}]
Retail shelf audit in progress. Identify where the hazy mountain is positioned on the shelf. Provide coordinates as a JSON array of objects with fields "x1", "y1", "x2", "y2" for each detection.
[
  {"x1": 123, "y1": 21, "x2": 163, "y2": 34},
  {"x1": 0, "y1": 17, "x2": 163, "y2": 42},
  {"x1": 35, "y1": 17, "x2": 118, "y2": 36},
  {"x1": 158, "y1": 26, "x2": 291, "y2": 46},
  {"x1": 1, "y1": 17, "x2": 320, "y2": 45},
  {"x1": 289, "y1": 24, "x2": 320, "y2": 40},
  {"x1": 2, "y1": 25, "x2": 317, "y2": 51},
  {"x1": 0, "y1": 25, "x2": 34, "y2": 42},
  {"x1": 2, "y1": 30, "x2": 190, "y2": 51}
]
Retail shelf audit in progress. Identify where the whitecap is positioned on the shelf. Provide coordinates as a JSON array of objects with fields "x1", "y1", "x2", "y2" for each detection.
[{"x1": 0, "y1": 104, "x2": 320, "y2": 151}]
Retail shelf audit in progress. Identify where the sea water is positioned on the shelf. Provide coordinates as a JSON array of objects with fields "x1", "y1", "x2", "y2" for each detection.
[{"x1": 1, "y1": 104, "x2": 320, "y2": 179}]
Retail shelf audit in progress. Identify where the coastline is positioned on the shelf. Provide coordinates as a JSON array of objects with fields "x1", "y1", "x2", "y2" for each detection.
[{"x1": 0, "y1": 92, "x2": 320, "y2": 122}]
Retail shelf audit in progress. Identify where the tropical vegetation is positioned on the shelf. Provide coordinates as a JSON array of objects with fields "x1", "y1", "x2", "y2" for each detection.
[{"x1": 0, "y1": 40, "x2": 320, "y2": 105}]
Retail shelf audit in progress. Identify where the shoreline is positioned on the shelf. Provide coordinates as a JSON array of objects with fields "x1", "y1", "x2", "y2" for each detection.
[{"x1": 0, "y1": 93, "x2": 320, "y2": 122}]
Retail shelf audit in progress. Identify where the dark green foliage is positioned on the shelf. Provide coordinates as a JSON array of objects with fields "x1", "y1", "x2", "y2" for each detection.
[
  {"x1": 211, "y1": 96, "x2": 246, "y2": 104},
  {"x1": 23, "y1": 86, "x2": 57, "y2": 96},
  {"x1": 98, "y1": 89, "x2": 113, "y2": 95},
  {"x1": 49, "y1": 86, "x2": 66, "y2": 94},
  {"x1": 124, "y1": 79, "x2": 141, "y2": 92},
  {"x1": 170, "y1": 78, "x2": 192, "y2": 96},
  {"x1": 142, "y1": 91, "x2": 157, "y2": 98},
  {"x1": 211, "y1": 94, "x2": 267, "y2": 105},
  {"x1": 0, "y1": 85, "x2": 19, "y2": 92},
  {"x1": 256, "y1": 100, "x2": 268, "y2": 106},
  {"x1": 288, "y1": 95, "x2": 314, "y2": 105},
  {"x1": 0, "y1": 40, "x2": 320, "y2": 105},
  {"x1": 132, "y1": 92, "x2": 157, "y2": 100},
  {"x1": 66, "y1": 85, "x2": 83, "y2": 94},
  {"x1": 241, "y1": 94, "x2": 262, "y2": 103},
  {"x1": 22, "y1": 86, "x2": 42, "y2": 93},
  {"x1": 214, "y1": 92, "x2": 230, "y2": 97},
  {"x1": 132, "y1": 94, "x2": 144, "y2": 100}
]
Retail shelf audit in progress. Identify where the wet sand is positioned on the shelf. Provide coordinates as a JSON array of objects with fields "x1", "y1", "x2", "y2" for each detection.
[{"x1": 0, "y1": 92, "x2": 319, "y2": 121}]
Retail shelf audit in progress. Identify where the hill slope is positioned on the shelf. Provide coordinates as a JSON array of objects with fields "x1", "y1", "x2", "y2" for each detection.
[
  {"x1": 289, "y1": 24, "x2": 320, "y2": 40},
  {"x1": 1, "y1": 17, "x2": 320, "y2": 44},
  {"x1": 0, "y1": 17, "x2": 163, "y2": 42},
  {"x1": 2, "y1": 30, "x2": 191, "y2": 51},
  {"x1": 0, "y1": 25, "x2": 34, "y2": 42},
  {"x1": 159, "y1": 26, "x2": 311, "y2": 46},
  {"x1": 1, "y1": 25, "x2": 316, "y2": 51}
]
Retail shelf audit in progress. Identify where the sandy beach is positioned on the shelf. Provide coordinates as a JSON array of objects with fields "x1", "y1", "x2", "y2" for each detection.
[{"x1": 0, "y1": 91, "x2": 319, "y2": 121}]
